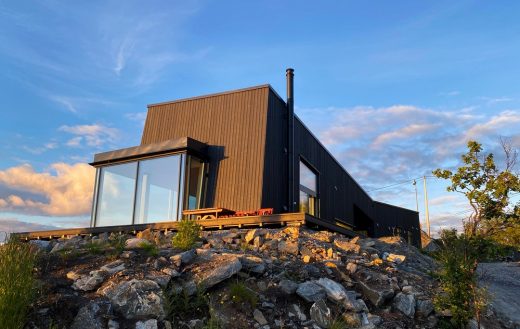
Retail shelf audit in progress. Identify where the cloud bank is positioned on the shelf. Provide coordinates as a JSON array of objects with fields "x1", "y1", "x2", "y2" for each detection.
[{"x1": 0, "y1": 163, "x2": 95, "y2": 216}]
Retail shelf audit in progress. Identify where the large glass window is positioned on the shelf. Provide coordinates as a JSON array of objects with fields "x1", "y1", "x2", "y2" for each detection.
[
  {"x1": 92, "y1": 153, "x2": 206, "y2": 227},
  {"x1": 299, "y1": 160, "x2": 318, "y2": 216},
  {"x1": 134, "y1": 155, "x2": 183, "y2": 224},
  {"x1": 95, "y1": 162, "x2": 137, "y2": 227}
]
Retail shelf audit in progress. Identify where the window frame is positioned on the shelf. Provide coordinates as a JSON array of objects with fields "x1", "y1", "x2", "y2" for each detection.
[{"x1": 298, "y1": 157, "x2": 320, "y2": 217}]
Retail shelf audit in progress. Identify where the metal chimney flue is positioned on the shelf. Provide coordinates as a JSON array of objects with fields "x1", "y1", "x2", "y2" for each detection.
[{"x1": 286, "y1": 68, "x2": 295, "y2": 212}]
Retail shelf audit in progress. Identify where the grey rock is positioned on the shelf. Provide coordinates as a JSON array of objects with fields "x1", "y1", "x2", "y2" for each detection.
[
  {"x1": 288, "y1": 304, "x2": 307, "y2": 321},
  {"x1": 135, "y1": 319, "x2": 158, "y2": 329},
  {"x1": 100, "y1": 260, "x2": 125, "y2": 275},
  {"x1": 108, "y1": 319, "x2": 119, "y2": 329},
  {"x1": 367, "y1": 313, "x2": 383, "y2": 326},
  {"x1": 279, "y1": 279, "x2": 299, "y2": 294},
  {"x1": 161, "y1": 267, "x2": 181, "y2": 278},
  {"x1": 416, "y1": 299, "x2": 434, "y2": 317},
  {"x1": 253, "y1": 236, "x2": 263, "y2": 248},
  {"x1": 70, "y1": 300, "x2": 112, "y2": 329},
  {"x1": 171, "y1": 249, "x2": 196, "y2": 265},
  {"x1": 64, "y1": 236, "x2": 85, "y2": 249},
  {"x1": 401, "y1": 285, "x2": 413, "y2": 294},
  {"x1": 98, "y1": 279, "x2": 164, "y2": 320},
  {"x1": 50, "y1": 242, "x2": 64, "y2": 253},
  {"x1": 245, "y1": 229, "x2": 266, "y2": 243},
  {"x1": 316, "y1": 277, "x2": 348, "y2": 302},
  {"x1": 72, "y1": 270, "x2": 109, "y2": 291},
  {"x1": 393, "y1": 292, "x2": 415, "y2": 318},
  {"x1": 29, "y1": 240, "x2": 52, "y2": 252},
  {"x1": 254, "y1": 309, "x2": 268, "y2": 325},
  {"x1": 344, "y1": 297, "x2": 369, "y2": 313},
  {"x1": 240, "y1": 255, "x2": 266, "y2": 274},
  {"x1": 334, "y1": 238, "x2": 361, "y2": 253},
  {"x1": 193, "y1": 254, "x2": 242, "y2": 290},
  {"x1": 120, "y1": 251, "x2": 136, "y2": 259},
  {"x1": 187, "y1": 319, "x2": 204, "y2": 329},
  {"x1": 296, "y1": 281, "x2": 326, "y2": 303},
  {"x1": 356, "y1": 281, "x2": 394, "y2": 307},
  {"x1": 278, "y1": 240, "x2": 299, "y2": 255},
  {"x1": 310, "y1": 300, "x2": 332, "y2": 329},
  {"x1": 125, "y1": 238, "x2": 149, "y2": 249},
  {"x1": 146, "y1": 274, "x2": 171, "y2": 288}
]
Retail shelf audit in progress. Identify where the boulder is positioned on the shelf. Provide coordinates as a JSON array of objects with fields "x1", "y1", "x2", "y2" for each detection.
[
  {"x1": 98, "y1": 279, "x2": 164, "y2": 320},
  {"x1": 146, "y1": 274, "x2": 171, "y2": 288},
  {"x1": 245, "y1": 229, "x2": 266, "y2": 244},
  {"x1": 170, "y1": 249, "x2": 196, "y2": 266},
  {"x1": 72, "y1": 270, "x2": 109, "y2": 291},
  {"x1": 29, "y1": 240, "x2": 52, "y2": 252},
  {"x1": 253, "y1": 309, "x2": 268, "y2": 325},
  {"x1": 279, "y1": 279, "x2": 299, "y2": 295},
  {"x1": 70, "y1": 300, "x2": 112, "y2": 329},
  {"x1": 334, "y1": 238, "x2": 361, "y2": 253},
  {"x1": 125, "y1": 238, "x2": 150, "y2": 249},
  {"x1": 383, "y1": 253, "x2": 406, "y2": 264},
  {"x1": 356, "y1": 280, "x2": 394, "y2": 307},
  {"x1": 239, "y1": 255, "x2": 266, "y2": 274},
  {"x1": 161, "y1": 267, "x2": 181, "y2": 278},
  {"x1": 416, "y1": 299, "x2": 434, "y2": 317},
  {"x1": 296, "y1": 281, "x2": 326, "y2": 303},
  {"x1": 278, "y1": 240, "x2": 299, "y2": 255},
  {"x1": 316, "y1": 278, "x2": 348, "y2": 302},
  {"x1": 393, "y1": 293, "x2": 415, "y2": 318},
  {"x1": 100, "y1": 260, "x2": 125, "y2": 275},
  {"x1": 343, "y1": 297, "x2": 369, "y2": 313},
  {"x1": 135, "y1": 319, "x2": 158, "y2": 329},
  {"x1": 192, "y1": 254, "x2": 242, "y2": 289},
  {"x1": 310, "y1": 300, "x2": 332, "y2": 328}
]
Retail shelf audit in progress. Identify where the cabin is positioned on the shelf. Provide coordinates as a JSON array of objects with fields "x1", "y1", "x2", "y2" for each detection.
[{"x1": 89, "y1": 69, "x2": 421, "y2": 246}]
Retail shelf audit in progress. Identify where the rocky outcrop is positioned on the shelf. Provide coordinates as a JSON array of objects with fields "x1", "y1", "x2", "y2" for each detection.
[{"x1": 26, "y1": 226, "x2": 441, "y2": 329}]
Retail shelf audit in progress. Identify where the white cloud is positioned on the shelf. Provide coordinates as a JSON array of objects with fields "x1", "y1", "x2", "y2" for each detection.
[
  {"x1": 372, "y1": 123, "x2": 439, "y2": 148},
  {"x1": 125, "y1": 112, "x2": 147, "y2": 123},
  {"x1": 0, "y1": 163, "x2": 95, "y2": 216},
  {"x1": 59, "y1": 124, "x2": 119, "y2": 148}
]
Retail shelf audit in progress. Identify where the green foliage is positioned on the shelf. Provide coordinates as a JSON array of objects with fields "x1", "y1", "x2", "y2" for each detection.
[
  {"x1": 329, "y1": 318, "x2": 348, "y2": 329},
  {"x1": 109, "y1": 233, "x2": 127, "y2": 254},
  {"x1": 138, "y1": 241, "x2": 159, "y2": 257},
  {"x1": 202, "y1": 309, "x2": 222, "y2": 329},
  {"x1": 85, "y1": 241, "x2": 104, "y2": 255},
  {"x1": 171, "y1": 219, "x2": 201, "y2": 251},
  {"x1": 57, "y1": 247, "x2": 80, "y2": 261},
  {"x1": 229, "y1": 281, "x2": 258, "y2": 307},
  {"x1": 433, "y1": 229, "x2": 488, "y2": 328},
  {"x1": 0, "y1": 237, "x2": 38, "y2": 329},
  {"x1": 433, "y1": 140, "x2": 520, "y2": 237},
  {"x1": 164, "y1": 285, "x2": 208, "y2": 323}
]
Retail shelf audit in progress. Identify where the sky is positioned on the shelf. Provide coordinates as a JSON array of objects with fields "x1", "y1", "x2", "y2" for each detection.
[{"x1": 1, "y1": 0, "x2": 519, "y2": 237}]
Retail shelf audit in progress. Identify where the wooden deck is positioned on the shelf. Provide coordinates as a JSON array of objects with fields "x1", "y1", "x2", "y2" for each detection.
[{"x1": 15, "y1": 213, "x2": 306, "y2": 240}]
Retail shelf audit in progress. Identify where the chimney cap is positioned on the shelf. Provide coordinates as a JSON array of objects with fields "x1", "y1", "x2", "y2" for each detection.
[{"x1": 286, "y1": 68, "x2": 294, "y2": 73}]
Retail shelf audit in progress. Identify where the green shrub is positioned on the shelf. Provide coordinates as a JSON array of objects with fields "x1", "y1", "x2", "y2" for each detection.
[
  {"x1": 172, "y1": 220, "x2": 201, "y2": 250},
  {"x1": 109, "y1": 233, "x2": 127, "y2": 254},
  {"x1": 85, "y1": 241, "x2": 104, "y2": 255},
  {"x1": 164, "y1": 285, "x2": 208, "y2": 323},
  {"x1": 229, "y1": 281, "x2": 257, "y2": 307},
  {"x1": 139, "y1": 241, "x2": 159, "y2": 257},
  {"x1": 433, "y1": 229, "x2": 488, "y2": 328},
  {"x1": 329, "y1": 318, "x2": 348, "y2": 329},
  {"x1": 202, "y1": 308, "x2": 222, "y2": 329},
  {"x1": 0, "y1": 237, "x2": 38, "y2": 329}
]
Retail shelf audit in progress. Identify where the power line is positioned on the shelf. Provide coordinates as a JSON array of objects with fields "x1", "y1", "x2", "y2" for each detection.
[{"x1": 367, "y1": 175, "x2": 436, "y2": 192}]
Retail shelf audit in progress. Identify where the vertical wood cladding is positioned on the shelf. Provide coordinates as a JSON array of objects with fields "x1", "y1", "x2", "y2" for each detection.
[
  {"x1": 141, "y1": 86, "x2": 270, "y2": 212},
  {"x1": 261, "y1": 90, "x2": 288, "y2": 213}
]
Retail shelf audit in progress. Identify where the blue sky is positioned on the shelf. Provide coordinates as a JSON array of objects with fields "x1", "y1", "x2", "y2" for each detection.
[{"x1": 1, "y1": 1, "x2": 519, "y2": 236}]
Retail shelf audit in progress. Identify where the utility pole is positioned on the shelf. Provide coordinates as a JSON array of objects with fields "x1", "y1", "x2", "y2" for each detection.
[
  {"x1": 413, "y1": 179, "x2": 419, "y2": 212},
  {"x1": 423, "y1": 176, "x2": 431, "y2": 237}
]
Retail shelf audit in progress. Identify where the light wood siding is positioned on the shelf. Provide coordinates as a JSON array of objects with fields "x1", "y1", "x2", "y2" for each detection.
[{"x1": 141, "y1": 86, "x2": 270, "y2": 211}]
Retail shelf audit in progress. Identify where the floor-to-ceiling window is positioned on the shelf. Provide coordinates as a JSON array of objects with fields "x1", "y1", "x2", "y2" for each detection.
[
  {"x1": 299, "y1": 160, "x2": 318, "y2": 216},
  {"x1": 95, "y1": 162, "x2": 138, "y2": 227},
  {"x1": 92, "y1": 153, "x2": 205, "y2": 227},
  {"x1": 134, "y1": 155, "x2": 183, "y2": 224}
]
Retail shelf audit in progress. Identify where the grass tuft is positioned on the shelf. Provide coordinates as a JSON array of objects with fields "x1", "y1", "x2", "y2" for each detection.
[
  {"x1": 0, "y1": 237, "x2": 38, "y2": 329},
  {"x1": 229, "y1": 281, "x2": 258, "y2": 307},
  {"x1": 138, "y1": 241, "x2": 159, "y2": 257}
]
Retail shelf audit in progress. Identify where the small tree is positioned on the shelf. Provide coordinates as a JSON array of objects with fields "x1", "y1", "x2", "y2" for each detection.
[
  {"x1": 433, "y1": 139, "x2": 520, "y2": 237},
  {"x1": 172, "y1": 219, "x2": 202, "y2": 250}
]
